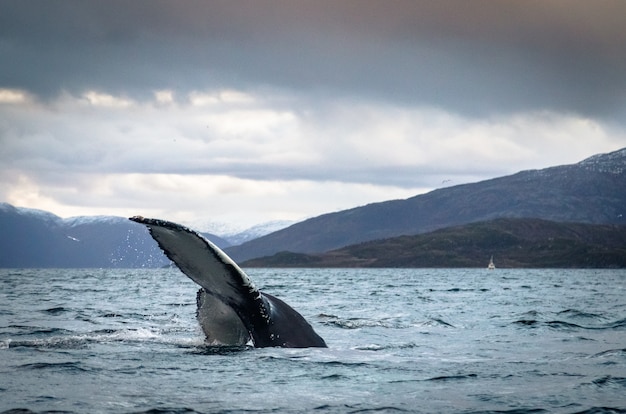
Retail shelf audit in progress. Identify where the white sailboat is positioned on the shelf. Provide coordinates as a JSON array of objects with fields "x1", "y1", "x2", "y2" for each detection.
[{"x1": 487, "y1": 256, "x2": 495, "y2": 270}]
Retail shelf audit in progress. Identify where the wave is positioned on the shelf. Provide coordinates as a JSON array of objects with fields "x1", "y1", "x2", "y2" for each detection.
[
  {"x1": 1, "y1": 327, "x2": 200, "y2": 351},
  {"x1": 0, "y1": 409, "x2": 206, "y2": 414},
  {"x1": 426, "y1": 373, "x2": 478, "y2": 382},
  {"x1": 128, "y1": 408, "x2": 204, "y2": 414},
  {"x1": 463, "y1": 409, "x2": 548, "y2": 414},
  {"x1": 465, "y1": 410, "x2": 549, "y2": 414},
  {"x1": 546, "y1": 320, "x2": 586, "y2": 330},
  {"x1": 512, "y1": 309, "x2": 626, "y2": 331},
  {"x1": 557, "y1": 309, "x2": 605, "y2": 320},
  {"x1": 591, "y1": 348, "x2": 626, "y2": 358},
  {"x1": 446, "y1": 287, "x2": 475, "y2": 292},
  {"x1": 513, "y1": 319, "x2": 540, "y2": 327},
  {"x1": 313, "y1": 403, "x2": 411, "y2": 413},
  {"x1": 7, "y1": 325, "x2": 73, "y2": 335},
  {"x1": 572, "y1": 408, "x2": 626, "y2": 414},
  {"x1": 419, "y1": 318, "x2": 455, "y2": 328},
  {"x1": 608, "y1": 318, "x2": 626, "y2": 329},
  {"x1": 591, "y1": 375, "x2": 626, "y2": 388},
  {"x1": 426, "y1": 287, "x2": 490, "y2": 293},
  {"x1": 40, "y1": 306, "x2": 70, "y2": 315},
  {"x1": 550, "y1": 318, "x2": 626, "y2": 331},
  {"x1": 354, "y1": 342, "x2": 420, "y2": 351},
  {"x1": 189, "y1": 344, "x2": 252, "y2": 355},
  {"x1": 16, "y1": 361, "x2": 91, "y2": 373},
  {"x1": 319, "y1": 314, "x2": 454, "y2": 330},
  {"x1": 319, "y1": 316, "x2": 408, "y2": 330}
]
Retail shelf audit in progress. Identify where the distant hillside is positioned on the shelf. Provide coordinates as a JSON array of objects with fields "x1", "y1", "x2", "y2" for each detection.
[
  {"x1": 3, "y1": 148, "x2": 625, "y2": 268},
  {"x1": 242, "y1": 218, "x2": 626, "y2": 268},
  {"x1": 221, "y1": 220, "x2": 296, "y2": 246},
  {"x1": 227, "y1": 148, "x2": 626, "y2": 261},
  {"x1": 0, "y1": 204, "x2": 228, "y2": 268}
]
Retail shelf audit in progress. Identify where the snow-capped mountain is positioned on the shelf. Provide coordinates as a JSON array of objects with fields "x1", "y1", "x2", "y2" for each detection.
[
  {"x1": 63, "y1": 215, "x2": 129, "y2": 227},
  {"x1": 580, "y1": 147, "x2": 626, "y2": 174},
  {"x1": 193, "y1": 219, "x2": 295, "y2": 246},
  {"x1": 0, "y1": 202, "x2": 62, "y2": 226},
  {"x1": 222, "y1": 220, "x2": 295, "y2": 246},
  {"x1": 0, "y1": 204, "x2": 169, "y2": 268},
  {"x1": 0, "y1": 203, "x2": 277, "y2": 267}
]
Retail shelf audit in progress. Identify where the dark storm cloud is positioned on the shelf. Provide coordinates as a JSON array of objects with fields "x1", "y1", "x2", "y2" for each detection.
[{"x1": 2, "y1": 0, "x2": 626, "y2": 118}]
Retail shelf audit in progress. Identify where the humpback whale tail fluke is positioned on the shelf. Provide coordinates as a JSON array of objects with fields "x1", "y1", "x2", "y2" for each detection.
[{"x1": 129, "y1": 216, "x2": 327, "y2": 348}]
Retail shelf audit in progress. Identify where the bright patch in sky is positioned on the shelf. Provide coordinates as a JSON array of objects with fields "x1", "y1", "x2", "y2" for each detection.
[
  {"x1": 0, "y1": 88, "x2": 30, "y2": 104},
  {"x1": 83, "y1": 91, "x2": 134, "y2": 108}
]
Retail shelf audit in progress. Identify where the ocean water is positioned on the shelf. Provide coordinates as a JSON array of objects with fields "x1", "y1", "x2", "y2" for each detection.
[{"x1": 0, "y1": 268, "x2": 625, "y2": 414}]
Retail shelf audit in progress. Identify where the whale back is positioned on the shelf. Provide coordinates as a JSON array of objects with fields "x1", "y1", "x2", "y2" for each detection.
[{"x1": 260, "y1": 292, "x2": 327, "y2": 347}]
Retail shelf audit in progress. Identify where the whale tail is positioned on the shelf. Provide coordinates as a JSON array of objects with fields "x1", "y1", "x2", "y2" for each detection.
[{"x1": 129, "y1": 216, "x2": 327, "y2": 348}]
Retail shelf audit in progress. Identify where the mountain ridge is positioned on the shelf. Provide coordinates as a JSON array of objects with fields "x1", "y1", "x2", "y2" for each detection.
[
  {"x1": 241, "y1": 218, "x2": 626, "y2": 268},
  {"x1": 0, "y1": 203, "x2": 298, "y2": 267},
  {"x1": 1, "y1": 147, "x2": 625, "y2": 268},
  {"x1": 0, "y1": 203, "x2": 232, "y2": 268},
  {"x1": 225, "y1": 148, "x2": 626, "y2": 261}
]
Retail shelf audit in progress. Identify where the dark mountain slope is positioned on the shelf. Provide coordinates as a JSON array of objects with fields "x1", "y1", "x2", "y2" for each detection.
[
  {"x1": 227, "y1": 148, "x2": 626, "y2": 261},
  {"x1": 0, "y1": 204, "x2": 228, "y2": 268},
  {"x1": 0, "y1": 204, "x2": 70, "y2": 267},
  {"x1": 242, "y1": 218, "x2": 626, "y2": 268}
]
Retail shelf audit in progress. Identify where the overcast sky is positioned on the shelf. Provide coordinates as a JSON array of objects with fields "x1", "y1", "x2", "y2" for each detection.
[{"x1": 2, "y1": 1, "x2": 626, "y2": 231}]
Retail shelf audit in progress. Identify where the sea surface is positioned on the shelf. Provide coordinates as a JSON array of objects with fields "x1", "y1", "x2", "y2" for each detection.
[{"x1": 1, "y1": 268, "x2": 625, "y2": 413}]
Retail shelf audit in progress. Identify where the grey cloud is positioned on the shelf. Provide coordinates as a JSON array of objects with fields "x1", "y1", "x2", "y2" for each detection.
[{"x1": 2, "y1": 1, "x2": 626, "y2": 119}]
